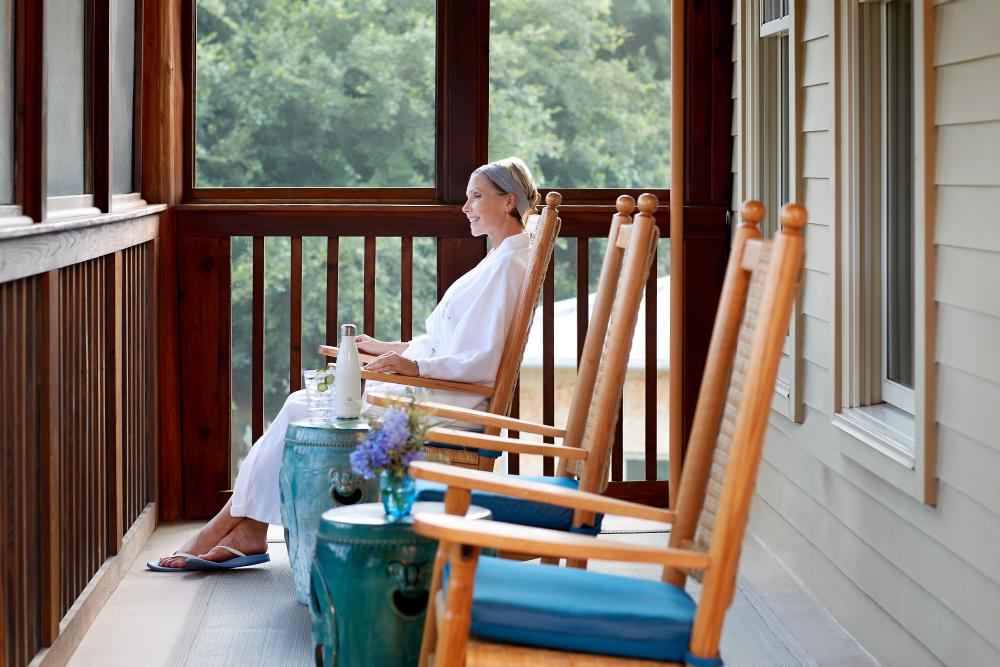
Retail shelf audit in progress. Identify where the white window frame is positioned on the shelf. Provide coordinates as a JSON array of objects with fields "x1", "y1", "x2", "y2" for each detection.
[
  {"x1": 834, "y1": 0, "x2": 937, "y2": 505},
  {"x1": 740, "y1": 0, "x2": 803, "y2": 423}
]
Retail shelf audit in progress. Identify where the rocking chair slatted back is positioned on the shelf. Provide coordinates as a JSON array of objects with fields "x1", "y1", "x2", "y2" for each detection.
[
  {"x1": 553, "y1": 195, "x2": 634, "y2": 476},
  {"x1": 421, "y1": 191, "x2": 561, "y2": 471},
  {"x1": 664, "y1": 202, "x2": 806, "y2": 601},
  {"x1": 570, "y1": 194, "x2": 660, "y2": 493}
]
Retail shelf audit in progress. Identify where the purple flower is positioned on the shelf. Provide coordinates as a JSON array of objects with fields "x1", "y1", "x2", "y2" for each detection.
[{"x1": 350, "y1": 402, "x2": 429, "y2": 479}]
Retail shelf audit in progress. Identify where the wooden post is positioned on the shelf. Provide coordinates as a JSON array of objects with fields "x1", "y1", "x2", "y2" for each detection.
[{"x1": 668, "y1": 0, "x2": 686, "y2": 507}]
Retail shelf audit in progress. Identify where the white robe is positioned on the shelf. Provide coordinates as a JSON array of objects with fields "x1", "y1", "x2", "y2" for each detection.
[{"x1": 230, "y1": 232, "x2": 532, "y2": 524}]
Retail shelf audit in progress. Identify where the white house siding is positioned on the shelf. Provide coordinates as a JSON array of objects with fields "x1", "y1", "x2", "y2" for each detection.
[{"x1": 735, "y1": 1, "x2": 1000, "y2": 665}]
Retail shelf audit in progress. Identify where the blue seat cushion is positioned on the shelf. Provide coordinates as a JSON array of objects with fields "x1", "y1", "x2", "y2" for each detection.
[
  {"x1": 416, "y1": 475, "x2": 603, "y2": 534},
  {"x1": 446, "y1": 556, "x2": 698, "y2": 662}
]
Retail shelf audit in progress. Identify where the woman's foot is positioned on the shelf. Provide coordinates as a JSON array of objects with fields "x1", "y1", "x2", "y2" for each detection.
[
  {"x1": 196, "y1": 517, "x2": 269, "y2": 563},
  {"x1": 156, "y1": 500, "x2": 243, "y2": 569}
]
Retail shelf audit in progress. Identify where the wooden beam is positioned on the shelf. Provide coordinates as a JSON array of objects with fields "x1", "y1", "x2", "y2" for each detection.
[
  {"x1": 142, "y1": 0, "x2": 185, "y2": 520},
  {"x1": 106, "y1": 252, "x2": 124, "y2": 554},
  {"x1": 14, "y1": 0, "x2": 45, "y2": 221}
]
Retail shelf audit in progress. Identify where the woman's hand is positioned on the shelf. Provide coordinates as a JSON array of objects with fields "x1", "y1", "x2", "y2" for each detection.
[
  {"x1": 364, "y1": 352, "x2": 419, "y2": 377},
  {"x1": 355, "y1": 335, "x2": 409, "y2": 357}
]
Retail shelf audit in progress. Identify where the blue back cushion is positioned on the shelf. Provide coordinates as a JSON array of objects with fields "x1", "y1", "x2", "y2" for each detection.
[{"x1": 416, "y1": 475, "x2": 603, "y2": 534}]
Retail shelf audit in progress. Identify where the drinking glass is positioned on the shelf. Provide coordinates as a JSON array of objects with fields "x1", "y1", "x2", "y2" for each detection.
[{"x1": 303, "y1": 364, "x2": 336, "y2": 424}]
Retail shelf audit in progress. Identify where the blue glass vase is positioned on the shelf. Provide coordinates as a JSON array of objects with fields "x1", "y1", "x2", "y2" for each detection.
[{"x1": 380, "y1": 471, "x2": 416, "y2": 520}]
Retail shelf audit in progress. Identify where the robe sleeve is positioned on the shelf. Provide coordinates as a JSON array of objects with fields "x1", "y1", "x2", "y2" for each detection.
[{"x1": 414, "y1": 257, "x2": 526, "y2": 385}]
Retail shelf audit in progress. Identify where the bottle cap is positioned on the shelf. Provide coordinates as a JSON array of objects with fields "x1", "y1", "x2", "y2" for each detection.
[{"x1": 341, "y1": 323, "x2": 357, "y2": 337}]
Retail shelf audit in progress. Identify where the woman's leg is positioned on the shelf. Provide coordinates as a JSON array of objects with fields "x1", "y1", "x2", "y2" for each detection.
[{"x1": 156, "y1": 390, "x2": 309, "y2": 568}]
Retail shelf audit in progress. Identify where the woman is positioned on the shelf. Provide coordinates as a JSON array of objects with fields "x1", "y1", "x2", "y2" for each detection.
[{"x1": 151, "y1": 157, "x2": 540, "y2": 570}]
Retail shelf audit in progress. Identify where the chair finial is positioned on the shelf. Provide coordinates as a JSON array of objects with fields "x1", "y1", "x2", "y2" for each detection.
[
  {"x1": 616, "y1": 195, "x2": 636, "y2": 216},
  {"x1": 637, "y1": 193, "x2": 658, "y2": 214},
  {"x1": 740, "y1": 200, "x2": 765, "y2": 228},
  {"x1": 780, "y1": 203, "x2": 807, "y2": 233},
  {"x1": 545, "y1": 191, "x2": 562, "y2": 207}
]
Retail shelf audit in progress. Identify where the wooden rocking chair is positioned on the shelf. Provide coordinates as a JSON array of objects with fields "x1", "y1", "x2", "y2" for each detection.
[
  {"x1": 319, "y1": 192, "x2": 562, "y2": 471},
  {"x1": 368, "y1": 193, "x2": 656, "y2": 538},
  {"x1": 409, "y1": 201, "x2": 807, "y2": 666}
]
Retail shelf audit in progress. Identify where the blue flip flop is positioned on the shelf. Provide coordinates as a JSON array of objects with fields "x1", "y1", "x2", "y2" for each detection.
[
  {"x1": 146, "y1": 551, "x2": 198, "y2": 572},
  {"x1": 185, "y1": 545, "x2": 270, "y2": 570}
]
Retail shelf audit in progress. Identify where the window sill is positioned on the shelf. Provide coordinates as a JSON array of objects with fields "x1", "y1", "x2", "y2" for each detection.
[{"x1": 833, "y1": 404, "x2": 915, "y2": 470}]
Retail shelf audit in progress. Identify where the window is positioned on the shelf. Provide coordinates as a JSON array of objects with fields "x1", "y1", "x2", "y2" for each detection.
[
  {"x1": 488, "y1": 0, "x2": 670, "y2": 189},
  {"x1": 741, "y1": 1, "x2": 802, "y2": 422},
  {"x1": 112, "y1": 0, "x2": 137, "y2": 195},
  {"x1": 835, "y1": 0, "x2": 936, "y2": 503},
  {"x1": 45, "y1": 0, "x2": 87, "y2": 198},
  {"x1": 194, "y1": 0, "x2": 436, "y2": 188},
  {"x1": 759, "y1": 4, "x2": 791, "y2": 236}
]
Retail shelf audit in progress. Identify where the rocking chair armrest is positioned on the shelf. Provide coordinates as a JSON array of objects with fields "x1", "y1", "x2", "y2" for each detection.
[
  {"x1": 424, "y1": 428, "x2": 588, "y2": 461},
  {"x1": 412, "y1": 512, "x2": 706, "y2": 570},
  {"x1": 317, "y1": 344, "x2": 377, "y2": 365},
  {"x1": 359, "y1": 370, "x2": 495, "y2": 397},
  {"x1": 366, "y1": 393, "x2": 567, "y2": 439},
  {"x1": 408, "y1": 461, "x2": 675, "y2": 524}
]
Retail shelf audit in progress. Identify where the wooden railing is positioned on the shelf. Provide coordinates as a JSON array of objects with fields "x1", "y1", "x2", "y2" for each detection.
[
  {"x1": 175, "y1": 204, "x2": 676, "y2": 516},
  {"x1": 0, "y1": 209, "x2": 161, "y2": 666}
]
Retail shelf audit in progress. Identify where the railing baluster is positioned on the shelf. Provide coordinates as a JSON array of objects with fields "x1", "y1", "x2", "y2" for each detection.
[
  {"x1": 613, "y1": 399, "x2": 624, "y2": 482},
  {"x1": 364, "y1": 237, "x2": 376, "y2": 336},
  {"x1": 290, "y1": 236, "x2": 302, "y2": 391},
  {"x1": 326, "y1": 237, "x2": 339, "y2": 346},
  {"x1": 542, "y1": 264, "x2": 555, "y2": 477},
  {"x1": 576, "y1": 237, "x2": 589, "y2": 366},
  {"x1": 401, "y1": 237, "x2": 413, "y2": 341},
  {"x1": 251, "y1": 237, "x2": 265, "y2": 441},
  {"x1": 508, "y1": 386, "x2": 520, "y2": 475},
  {"x1": 645, "y1": 245, "x2": 657, "y2": 480}
]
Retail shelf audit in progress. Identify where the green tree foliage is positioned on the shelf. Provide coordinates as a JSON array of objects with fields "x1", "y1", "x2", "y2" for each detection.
[{"x1": 197, "y1": 0, "x2": 671, "y2": 464}]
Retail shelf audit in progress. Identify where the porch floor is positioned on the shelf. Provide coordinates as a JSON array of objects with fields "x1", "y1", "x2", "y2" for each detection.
[{"x1": 67, "y1": 518, "x2": 879, "y2": 666}]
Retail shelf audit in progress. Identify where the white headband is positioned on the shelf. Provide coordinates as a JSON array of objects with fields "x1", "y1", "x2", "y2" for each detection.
[{"x1": 476, "y1": 162, "x2": 530, "y2": 219}]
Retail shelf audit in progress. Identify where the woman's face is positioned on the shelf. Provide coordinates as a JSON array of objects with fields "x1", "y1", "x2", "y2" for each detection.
[{"x1": 462, "y1": 172, "x2": 515, "y2": 239}]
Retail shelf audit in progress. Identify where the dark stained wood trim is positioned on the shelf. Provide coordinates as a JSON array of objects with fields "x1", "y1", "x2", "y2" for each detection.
[
  {"x1": 507, "y1": 387, "x2": 520, "y2": 475},
  {"x1": 177, "y1": 236, "x2": 231, "y2": 518},
  {"x1": 142, "y1": 0, "x2": 184, "y2": 520},
  {"x1": 172, "y1": 205, "x2": 726, "y2": 239},
  {"x1": 576, "y1": 237, "x2": 588, "y2": 365},
  {"x1": 604, "y1": 480, "x2": 669, "y2": 508},
  {"x1": 290, "y1": 236, "x2": 302, "y2": 391},
  {"x1": 645, "y1": 247, "x2": 658, "y2": 480},
  {"x1": 184, "y1": 187, "x2": 671, "y2": 205},
  {"x1": 93, "y1": 0, "x2": 113, "y2": 212},
  {"x1": 363, "y1": 237, "x2": 376, "y2": 336},
  {"x1": 436, "y1": 237, "x2": 485, "y2": 301},
  {"x1": 401, "y1": 237, "x2": 413, "y2": 341},
  {"x1": 252, "y1": 237, "x2": 264, "y2": 441},
  {"x1": 612, "y1": 401, "x2": 623, "y2": 481},
  {"x1": 542, "y1": 264, "x2": 554, "y2": 477},
  {"x1": 39, "y1": 270, "x2": 61, "y2": 644},
  {"x1": 14, "y1": 0, "x2": 46, "y2": 221},
  {"x1": 436, "y1": 0, "x2": 488, "y2": 203},
  {"x1": 325, "y1": 237, "x2": 339, "y2": 348}
]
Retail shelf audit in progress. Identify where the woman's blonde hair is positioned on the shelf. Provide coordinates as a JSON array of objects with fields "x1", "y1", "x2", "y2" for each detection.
[{"x1": 476, "y1": 157, "x2": 541, "y2": 225}]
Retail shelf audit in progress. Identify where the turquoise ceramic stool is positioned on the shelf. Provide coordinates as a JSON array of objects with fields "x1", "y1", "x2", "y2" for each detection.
[
  {"x1": 279, "y1": 419, "x2": 378, "y2": 605},
  {"x1": 310, "y1": 502, "x2": 491, "y2": 667}
]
